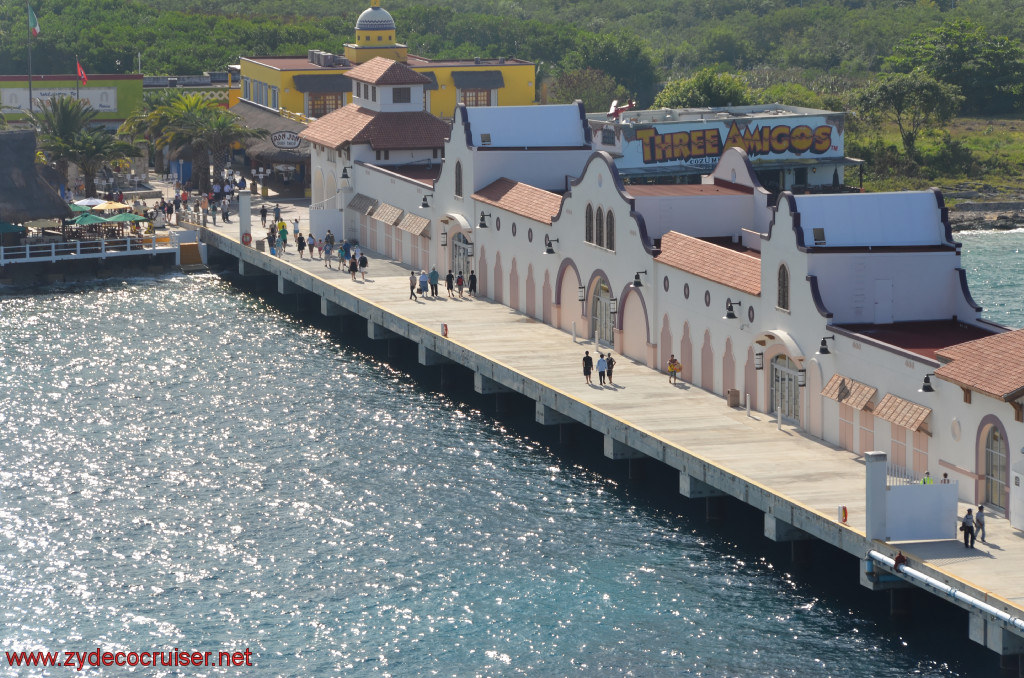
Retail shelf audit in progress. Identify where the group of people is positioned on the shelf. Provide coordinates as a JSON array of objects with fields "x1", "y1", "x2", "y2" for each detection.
[
  {"x1": 960, "y1": 506, "x2": 988, "y2": 548},
  {"x1": 582, "y1": 350, "x2": 616, "y2": 386},
  {"x1": 409, "y1": 268, "x2": 476, "y2": 299}
]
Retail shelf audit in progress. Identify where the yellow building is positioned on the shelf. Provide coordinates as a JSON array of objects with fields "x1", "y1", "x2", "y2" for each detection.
[{"x1": 237, "y1": 0, "x2": 535, "y2": 121}]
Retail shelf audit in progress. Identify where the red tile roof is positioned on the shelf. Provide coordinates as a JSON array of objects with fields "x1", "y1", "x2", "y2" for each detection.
[
  {"x1": 300, "y1": 105, "x2": 450, "y2": 150},
  {"x1": 656, "y1": 230, "x2": 761, "y2": 295},
  {"x1": 935, "y1": 328, "x2": 1024, "y2": 401},
  {"x1": 821, "y1": 374, "x2": 877, "y2": 410},
  {"x1": 473, "y1": 178, "x2": 563, "y2": 225},
  {"x1": 873, "y1": 394, "x2": 931, "y2": 432},
  {"x1": 347, "y1": 57, "x2": 433, "y2": 86}
]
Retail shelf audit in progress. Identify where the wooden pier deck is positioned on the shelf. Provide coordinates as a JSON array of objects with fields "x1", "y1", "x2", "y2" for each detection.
[{"x1": 201, "y1": 222, "x2": 1024, "y2": 657}]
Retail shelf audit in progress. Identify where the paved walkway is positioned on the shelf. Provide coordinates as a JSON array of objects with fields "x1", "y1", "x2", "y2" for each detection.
[{"x1": 199, "y1": 215, "x2": 1024, "y2": 618}]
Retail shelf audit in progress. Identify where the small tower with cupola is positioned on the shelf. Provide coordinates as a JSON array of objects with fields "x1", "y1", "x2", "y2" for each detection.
[{"x1": 344, "y1": 0, "x2": 408, "y2": 65}]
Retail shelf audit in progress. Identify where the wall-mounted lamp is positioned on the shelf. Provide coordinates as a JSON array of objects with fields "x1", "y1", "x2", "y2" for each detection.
[
  {"x1": 798, "y1": 368, "x2": 807, "y2": 387},
  {"x1": 610, "y1": 296, "x2": 618, "y2": 315},
  {"x1": 478, "y1": 211, "x2": 491, "y2": 228},
  {"x1": 340, "y1": 165, "x2": 352, "y2": 180},
  {"x1": 817, "y1": 334, "x2": 836, "y2": 355},
  {"x1": 755, "y1": 351, "x2": 764, "y2": 370},
  {"x1": 440, "y1": 229, "x2": 448, "y2": 247},
  {"x1": 724, "y1": 299, "x2": 742, "y2": 320},
  {"x1": 633, "y1": 270, "x2": 647, "y2": 288},
  {"x1": 920, "y1": 373, "x2": 935, "y2": 393},
  {"x1": 420, "y1": 193, "x2": 433, "y2": 209},
  {"x1": 544, "y1": 234, "x2": 559, "y2": 255},
  {"x1": 578, "y1": 285, "x2": 585, "y2": 302}
]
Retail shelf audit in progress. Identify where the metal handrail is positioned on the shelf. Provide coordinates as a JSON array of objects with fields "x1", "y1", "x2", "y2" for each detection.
[{"x1": 0, "y1": 234, "x2": 178, "y2": 265}]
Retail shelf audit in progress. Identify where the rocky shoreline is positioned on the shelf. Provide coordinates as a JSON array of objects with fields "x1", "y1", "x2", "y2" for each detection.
[{"x1": 949, "y1": 209, "x2": 1024, "y2": 232}]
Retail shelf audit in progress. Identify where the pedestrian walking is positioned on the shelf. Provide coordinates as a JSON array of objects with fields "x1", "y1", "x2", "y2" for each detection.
[
  {"x1": 976, "y1": 506, "x2": 986, "y2": 543},
  {"x1": 445, "y1": 270, "x2": 455, "y2": 297},
  {"x1": 273, "y1": 203, "x2": 281, "y2": 222},
  {"x1": 456, "y1": 271, "x2": 465, "y2": 298},
  {"x1": 221, "y1": 203, "x2": 230, "y2": 223},
  {"x1": 606, "y1": 353, "x2": 616, "y2": 385},
  {"x1": 323, "y1": 240, "x2": 334, "y2": 269},
  {"x1": 260, "y1": 205, "x2": 267, "y2": 227},
  {"x1": 358, "y1": 253, "x2": 368, "y2": 281},
  {"x1": 597, "y1": 354, "x2": 608, "y2": 385},
  {"x1": 429, "y1": 267, "x2": 439, "y2": 296},
  {"x1": 409, "y1": 271, "x2": 418, "y2": 300},
  {"x1": 418, "y1": 270, "x2": 429, "y2": 296},
  {"x1": 297, "y1": 233, "x2": 306, "y2": 259},
  {"x1": 341, "y1": 240, "x2": 351, "y2": 262},
  {"x1": 582, "y1": 351, "x2": 594, "y2": 385},
  {"x1": 277, "y1": 228, "x2": 287, "y2": 254},
  {"x1": 267, "y1": 228, "x2": 276, "y2": 255},
  {"x1": 349, "y1": 255, "x2": 359, "y2": 281},
  {"x1": 667, "y1": 355, "x2": 681, "y2": 384},
  {"x1": 292, "y1": 217, "x2": 300, "y2": 240},
  {"x1": 468, "y1": 270, "x2": 477, "y2": 296},
  {"x1": 961, "y1": 508, "x2": 976, "y2": 548}
]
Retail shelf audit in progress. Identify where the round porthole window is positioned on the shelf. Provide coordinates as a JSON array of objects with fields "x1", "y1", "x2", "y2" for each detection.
[
  {"x1": 528, "y1": 227, "x2": 533, "y2": 243},
  {"x1": 683, "y1": 283, "x2": 689, "y2": 300},
  {"x1": 704, "y1": 290, "x2": 711, "y2": 307},
  {"x1": 511, "y1": 222, "x2": 517, "y2": 237},
  {"x1": 495, "y1": 217, "x2": 501, "y2": 231},
  {"x1": 663, "y1": 276, "x2": 670, "y2": 292},
  {"x1": 748, "y1": 305, "x2": 755, "y2": 323}
]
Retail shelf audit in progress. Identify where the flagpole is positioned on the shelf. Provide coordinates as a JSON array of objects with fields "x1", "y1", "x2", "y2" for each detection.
[
  {"x1": 26, "y1": 1, "x2": 33, "y2": 113},
  {"x1": 76, "y1": 55, "x2": 80, "y2": 98}
]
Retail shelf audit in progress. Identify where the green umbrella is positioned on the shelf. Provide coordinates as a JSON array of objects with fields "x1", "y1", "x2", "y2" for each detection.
[
  {"x1": 0, "y1": 221, "x2": 26, "y2": 234},
  {"x1": 69, "y1": 203, "x2": 92, "y2": 213},
  {"x1": 106, "y1": 212, "x2": 150, "y2": 223},
  {"x1": 71, "y1": 213, "x2": 109, "y2": 225}
]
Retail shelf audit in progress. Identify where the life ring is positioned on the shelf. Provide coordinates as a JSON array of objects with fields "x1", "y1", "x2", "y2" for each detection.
[
  {"x1": 441, "y1": 323, "x2": 449, "y2": 338},
  {"x1": 241, "y1": 232, "x2": 252, "y2": 246}
]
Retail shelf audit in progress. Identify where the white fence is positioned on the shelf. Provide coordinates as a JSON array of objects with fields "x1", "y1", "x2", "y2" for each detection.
[{"x1": 0, "y1": 235, "x2": 179, "y2": 266}]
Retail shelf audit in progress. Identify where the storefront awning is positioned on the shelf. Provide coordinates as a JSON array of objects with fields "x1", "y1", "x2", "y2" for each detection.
[
  {"x1": 293, "y1": 74, "x2": 352, "y2": 94},
  {"x1": 374, "y1": 202, "x2": 403, "y2": 226},
  {"x1": 451, "y1": 70, "x2": 504, "y2": 90},
  {"x1": 821, "y1": 374, "x2": 877, "y2": 410},
  {"x1": 873, "y1": 394, "x2": 931, "y2": 432},
  {"x1": 347, "y1": 193, "x2": 378, "y2": 216},
  {"x1": 397, "y1": 212, "x2": 430, "y2": 237}
]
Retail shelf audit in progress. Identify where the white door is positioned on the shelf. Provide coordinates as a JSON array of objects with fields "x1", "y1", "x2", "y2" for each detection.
[
  {"x1": 591, "y1": 280, "x2": 614, "y2": 346},
  {"x1": 452, "y1": 233, "x2": 472, "y2": 279},
  {"x1": 873, "y1": 279, "x2": 893, "y2": 324},
  {"x1": 770, "y1": 355, "x2": 801, "y2": 423}
]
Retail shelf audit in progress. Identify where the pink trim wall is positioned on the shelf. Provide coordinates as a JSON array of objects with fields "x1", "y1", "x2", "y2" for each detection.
[
  {"x1": 542, "y1": 271, "x2": 552, "y2": 325},
  {"x1": 509, "y1": 258, "x2": 519, "y2": 311},
  {"x1": 660, "y1": 315, "x2": 672, "y2": 376},
  {"x1": 701, "y1": 330, "x2": 714, "y2": 391},
  {"x1": 744, "y1": 347, "x2": 758, "y2": 411},
  {"x1": 722, "y1": 338, "x2": 735, "y2": 396},
  {"x1": 525, "y1": 265, "x2": 536, "y2": 318},
  {"x1": 680, "y1": 323, "x2": 694, "y2": 384}
]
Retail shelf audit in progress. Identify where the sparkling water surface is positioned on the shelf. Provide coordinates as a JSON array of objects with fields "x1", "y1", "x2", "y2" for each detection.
[
  {"x1": 957, "y1": 228, "x2": 1024, "y2": 328},
  {"x1": 0, "y1": 270, "x2": 1001, "y2": 677}
]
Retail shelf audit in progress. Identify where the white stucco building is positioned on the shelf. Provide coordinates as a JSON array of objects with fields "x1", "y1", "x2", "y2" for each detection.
[{"x1": 304, "y1": 88, "x2": 1024, "y2": 526}]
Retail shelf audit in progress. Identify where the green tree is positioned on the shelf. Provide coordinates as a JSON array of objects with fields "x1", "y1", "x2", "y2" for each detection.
[
  {"x1": 886, "y1": 20, "x2": 1024, "y2": 115},
  {"x1": 547, "y1": 68, "x2": 629, "y2": 114},
  {"x1": 199, "y1": 108, "x2": 266, "y2": 182},
  {"x1": 68, "y1": 128, "x2": 140, "y2": 197},
  {"x1": 754, "y1": 82, "x2": 825, "y2": 109},
  {"x1": 654, "y1": 68, "x2": 751, "y2": 109},
  {"x1": 855, "y1": 70, "x2": 963, "y2": 159},
  {"x1": 29, "y1": 96, "x2": 99, "y2": 186}
]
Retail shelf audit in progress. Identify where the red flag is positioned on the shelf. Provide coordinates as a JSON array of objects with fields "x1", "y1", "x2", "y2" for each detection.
[{"x1": 76, "y1": 60, "x2": 88, "y2": 85}]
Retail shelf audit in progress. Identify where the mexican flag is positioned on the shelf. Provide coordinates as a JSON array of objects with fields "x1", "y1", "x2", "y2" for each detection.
[{"x1": 28, "y1": 6, "x2": 40, "y2": 37}]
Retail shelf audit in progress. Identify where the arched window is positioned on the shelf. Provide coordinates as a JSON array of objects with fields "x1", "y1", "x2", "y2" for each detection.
[
  {"x1": 985, "y1": 425, "x2": 1008, "y2": 511},
  {"x1": 777, "y1": 265, "x2": 790, "y2": 310},
  {"x1": 455, "y1": 162, "x2": 463, "y2": 198},
  {"x1": 595, "y1": 208, "x2": 605, "y2": 248},
  {"x1": 585, "y1": 204, "x2": 594, "y2": 243},
  {"x1": 605, "y1": 211, "x2": 615, "y2": 251}
]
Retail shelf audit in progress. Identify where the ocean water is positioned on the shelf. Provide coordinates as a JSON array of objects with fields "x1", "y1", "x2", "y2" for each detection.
[
  {"x1": 957, "y1": 228, "x2": 1024, "y2": 328},
  {"x1": 0, "y1": 270, "x2": 998, "y2": 677}
]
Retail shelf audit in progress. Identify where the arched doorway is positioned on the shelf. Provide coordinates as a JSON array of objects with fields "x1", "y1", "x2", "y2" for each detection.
[
  {"x1": 770, "y1": 354, "x2": 801, "y2": 423},
  {"x1": 591, "y1": 279, "x2": 614, "y2": 346},
  {"x1": 452, "y1": 232, "x2": 472, "y2": 279},
  {"x1": 984, "y1": 424, "x2": 1008, "y2": 512}
]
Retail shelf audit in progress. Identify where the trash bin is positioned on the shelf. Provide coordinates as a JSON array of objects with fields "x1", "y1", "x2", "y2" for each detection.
[
  {"x1": 261, "y1": 185, "x2": 269, "y2": 197},
  {"x1": 726, "y1": 388, "x2": 740, "y2": 408}
]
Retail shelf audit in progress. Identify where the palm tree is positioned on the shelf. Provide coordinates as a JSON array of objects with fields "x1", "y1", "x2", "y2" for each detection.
[
  {"x1": 68, "y1": 128, "x2": 139, "y2": 197},
  {"x1": 29, "y1": 95, "x2": 98, "y2": 186},
  {"x1": 118, "y1": 90, "x2": 183, "y2": 173},
  {"x1": 145, "y1": 94, "x2": 265, "y2": 192}
]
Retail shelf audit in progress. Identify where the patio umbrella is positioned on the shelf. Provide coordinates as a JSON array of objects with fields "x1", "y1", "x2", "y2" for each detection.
[
  {"x1": 69, "y1": 203, "x2": 92, "y2": 212},
  {"x1": 73, "y1": 198, "x2": 106, "y2": 206},
  {"x1": 91, "y1": 201, "x2": 131, "y2": 211},
  {"x1": 0, "y1": 221, "x2": 26, "y2": 233},
  {"x1": 106, "y1": 212, "x2": 150, "y2": 222},
  {"x1": 71, "y1": 213, "x2": 109, "y2": 225}
]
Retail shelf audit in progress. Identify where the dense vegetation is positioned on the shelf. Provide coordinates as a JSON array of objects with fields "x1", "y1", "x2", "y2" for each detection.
[{"x1": 4, "y1": 0, "x2": 1024, "y2": 190}]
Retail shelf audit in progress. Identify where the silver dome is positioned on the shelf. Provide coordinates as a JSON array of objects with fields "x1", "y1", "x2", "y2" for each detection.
[{"x1": 356, "y1": 6, "x2": 396, "y2": 31}]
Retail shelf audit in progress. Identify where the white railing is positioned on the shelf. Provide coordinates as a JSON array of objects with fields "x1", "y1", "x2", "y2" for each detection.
[
  {"x1": 0, "y1": 234, "x2": 179, "y2": 265},
  {"x1": 310, "y1": 193, "x2": 340, "y2": 211}
]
